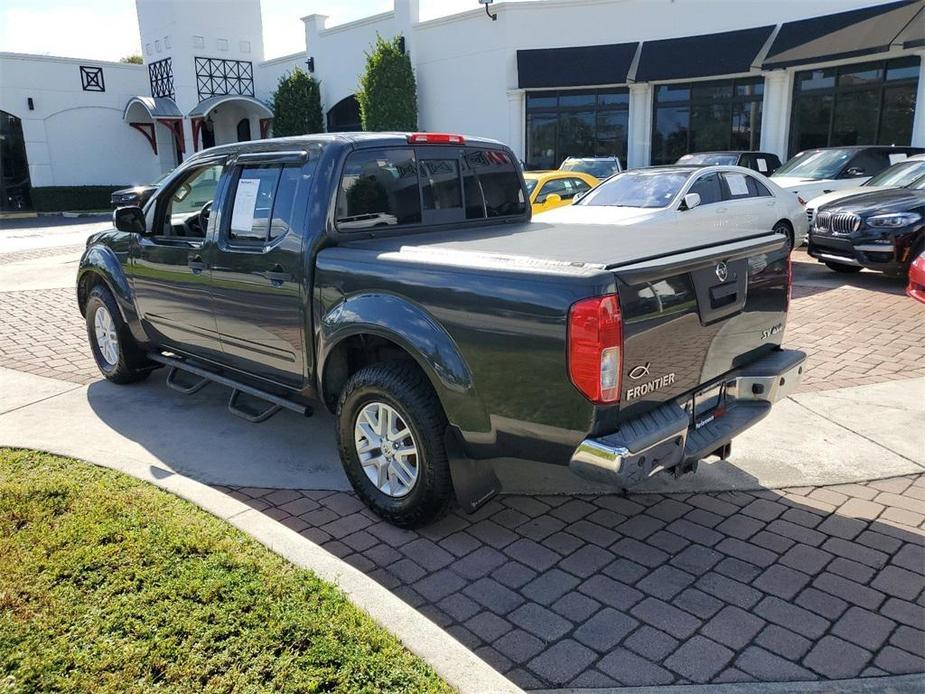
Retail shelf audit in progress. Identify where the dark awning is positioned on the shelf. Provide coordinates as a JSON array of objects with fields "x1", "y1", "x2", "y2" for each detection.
[
  {"x1": 894, "y1": 5, "x2": 924, "y2": 48},
  {"x1": 763, "y1": 0, "x2": 924, "y2": 69},
  {"x1": 517, "y1": 42, "x2": 638, "y2": 89},
  {"x1": 634, "y1": 25, "x2": 774, "y2": 82}
]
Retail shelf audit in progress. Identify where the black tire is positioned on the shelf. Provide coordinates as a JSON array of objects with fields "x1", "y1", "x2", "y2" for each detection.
[
  {"x1": 773, "y1": 221, "x2": 794, "y2": 251},
  {"x1": 85, "y1": 285, "x2": 152, "y2": 384},
  {"x1": 824, "y1": 261, "x2": 863, "y2": 274},
  {"x1": 335, "y1": 361, "x2": 453, "y2": 528}
]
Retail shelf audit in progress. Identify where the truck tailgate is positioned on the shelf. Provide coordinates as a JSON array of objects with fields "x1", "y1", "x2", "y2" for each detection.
[{"x1": 613, "y1": 233, "x2": 790, "y2": 419}]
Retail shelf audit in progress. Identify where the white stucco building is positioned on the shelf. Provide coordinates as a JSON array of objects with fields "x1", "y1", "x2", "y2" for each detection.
[{"x1": 1, "y1": 0, "x2": 923, "y2": 210}]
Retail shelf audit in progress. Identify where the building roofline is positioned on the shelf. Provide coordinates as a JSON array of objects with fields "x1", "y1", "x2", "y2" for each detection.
[
  {"x1": 259, "y1": 51, "x2": 306, "y2": 67},
  {"x1": 0, "y1": 51, "x2": 145, "y2": 68}
]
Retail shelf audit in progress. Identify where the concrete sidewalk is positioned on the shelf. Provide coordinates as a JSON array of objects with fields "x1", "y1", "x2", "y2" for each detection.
[{"x1": 1, "y1": 367, "x2": 922, "y2": 494}]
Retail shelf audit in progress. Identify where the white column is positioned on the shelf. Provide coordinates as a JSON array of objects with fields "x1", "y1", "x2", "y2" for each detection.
[
  {"x1": 911, "y1": 51, "x2": 925, "y2": 147},
  {"x1": 760, "y1": 70, "x2": 793, "y2": 161},
  {"x1": 507, "y1": 89, "x2": 525, "y2": 162},
  {"x1": 627, "y1": 83, "x2": 652, "y2": 168}
]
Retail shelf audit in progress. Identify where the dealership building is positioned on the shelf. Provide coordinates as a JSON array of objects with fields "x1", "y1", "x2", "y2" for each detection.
[{"x1": 1, "y1": 0, "x2": 923, "y2": 211}]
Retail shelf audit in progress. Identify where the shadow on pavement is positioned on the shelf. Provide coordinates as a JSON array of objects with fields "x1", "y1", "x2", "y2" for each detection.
[{"x1": 0, "y1": 214, "x2": 109, "y2": 231}]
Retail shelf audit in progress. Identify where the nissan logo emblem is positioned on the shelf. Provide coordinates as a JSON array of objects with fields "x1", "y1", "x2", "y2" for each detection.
[
  {"x1": 715, "y1": 261, "x2": 729, "y2": 283},
  {"x1": 628, "y1": 363, "x2": 651, "y2": 380}
]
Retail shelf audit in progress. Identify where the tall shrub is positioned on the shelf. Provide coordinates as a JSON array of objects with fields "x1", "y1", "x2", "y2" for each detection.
[
  {"x1": 270, "y1": 68, "x2": 323, "y2": 137},
  {"x1": 357, "y1": 35, "x2": 417, "y2": 131}
]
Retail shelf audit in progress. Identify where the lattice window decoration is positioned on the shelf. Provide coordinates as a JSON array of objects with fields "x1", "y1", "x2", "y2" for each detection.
[
  {"x1": 148, "y1": 58, "x2": 174, "y2": 99},
  {"x1": 194, "y1": 57, "x2": 255, "y2": 99},
  {"x1": 80, "y1": 66, "x2": 105, "y2": 92}
]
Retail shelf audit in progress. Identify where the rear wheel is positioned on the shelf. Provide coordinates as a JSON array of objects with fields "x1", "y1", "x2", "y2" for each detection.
[
  {"x1": 85, "y1": 285, "x2": 152, "y2": 384},
  {"x1": 824, "y1": 261, "x2": 863, "y2": 274},
  {"x1": 335, "y1": 362, "x2": 453, "y2": 528},
  {"x1": 773, "y1": 221, "x2": 794, "y2": 250}
]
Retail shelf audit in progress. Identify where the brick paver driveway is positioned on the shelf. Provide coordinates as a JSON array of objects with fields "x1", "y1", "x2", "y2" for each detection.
[
  {"x1": 2, "y1": 232, "x2": 923, "y2": 689},
  {"x1": 223, "y1": 475, "x2": 925, "y2": 688}
]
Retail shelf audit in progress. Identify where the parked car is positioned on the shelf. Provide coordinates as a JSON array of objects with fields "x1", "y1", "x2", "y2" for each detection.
[
  {"x1": 110, "y1": 171, "x2": 171, "y2": 208},
  {"x1": 907, "y1": 251, "x2": 925, "y2": 304},
  {"x1": 539, "y1": 164, "x2": 808, "y2": 248},
  {"x1": 771, "y1": 145, "x2": 925, "y2": 203},
  {"x1": 677, "y1": 151, "x2": 782, "y2": 175},
  {"x1": 78, "y1": 132, "x2": 804, "y2": 527},
  {"x1": 808, "y1": 177, "x2": 925, "y2": 276},
  {"x1": 805, "y1": 154, "x2": 925, "y2": 225},
  {"x1": 523, "y1": 170, "x2": 598, "y2": 214},
  {"x1": 559, "y1": 156, "x2": 622, "y2": 179}
]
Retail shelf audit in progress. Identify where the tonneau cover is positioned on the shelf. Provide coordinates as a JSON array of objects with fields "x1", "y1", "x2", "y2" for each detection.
[{"x1": 343, "y1": 219, "x2": 779, "y2": 271}]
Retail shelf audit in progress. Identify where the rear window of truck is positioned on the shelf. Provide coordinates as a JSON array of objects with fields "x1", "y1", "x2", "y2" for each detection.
[{"x1": 335, "y1": 147, "x2": 525, "y2": 231}]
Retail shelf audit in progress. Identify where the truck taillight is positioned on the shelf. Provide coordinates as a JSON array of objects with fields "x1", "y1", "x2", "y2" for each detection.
[
  {"x1": 407, "y1": 133, "x2": 465, "y2": 144},
  {"x1": 568, "y1": 294, "x2": 623, "y2": 404}
]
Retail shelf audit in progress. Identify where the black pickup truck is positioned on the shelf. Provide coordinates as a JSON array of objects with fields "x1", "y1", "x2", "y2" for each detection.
[{"x1": 78, "y1": 132, "x2": 804, "y2": 527}]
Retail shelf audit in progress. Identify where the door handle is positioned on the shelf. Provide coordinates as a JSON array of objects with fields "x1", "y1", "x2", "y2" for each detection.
[
  {"x1": 267, "y1": 264, "x2": 289, "y2": 287},
  {"x1": 188, "y1": 255, "x2": 206, "y2": 275}
]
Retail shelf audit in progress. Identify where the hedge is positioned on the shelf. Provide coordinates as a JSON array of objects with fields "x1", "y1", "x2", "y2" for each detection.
[{"x1": 30, "y1": 186, "x2": 127, "y2": 212}]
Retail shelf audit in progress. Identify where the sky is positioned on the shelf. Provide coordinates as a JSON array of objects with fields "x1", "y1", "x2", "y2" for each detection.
[{"x1": 0, "y1": 0, "x2": 494, "y2": 62}]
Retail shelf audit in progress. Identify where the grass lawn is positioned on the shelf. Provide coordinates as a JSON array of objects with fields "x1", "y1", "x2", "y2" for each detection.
[{"x1": 0, "y1": 448, "x2": 452, "y2": 693}]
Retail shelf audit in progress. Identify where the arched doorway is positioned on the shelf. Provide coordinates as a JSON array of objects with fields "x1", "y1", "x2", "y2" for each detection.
[
  {"x1": 236, "y1": 118, "x2": 251, "y2": 142},
  {"x1": 0, "y1": 110, "x2": 32, "y2": 211},
  {"x1": 327, "y1": 95, "x2": 362, "y2": 132}
]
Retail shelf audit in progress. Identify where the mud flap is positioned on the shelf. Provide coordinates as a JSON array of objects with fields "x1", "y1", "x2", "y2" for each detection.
[{"x1": 445, "y1": 430, "x2": 502, "y2": 514}]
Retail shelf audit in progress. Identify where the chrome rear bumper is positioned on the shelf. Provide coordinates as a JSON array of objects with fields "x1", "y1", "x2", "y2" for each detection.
[{"x1": 569, "y1": 349, "x2": 806, "y2": 488}]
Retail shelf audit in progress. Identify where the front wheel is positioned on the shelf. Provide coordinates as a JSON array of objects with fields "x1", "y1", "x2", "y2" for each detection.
[
  {"x1": 335, "y1": 362, "x2": 453, "y2": 528},
  {"x1": 85, "y1": 285, "x2": 152, "y2": 384},
  {"x1": 824, "y1": 261, "x2": 863, "y2": 274}
]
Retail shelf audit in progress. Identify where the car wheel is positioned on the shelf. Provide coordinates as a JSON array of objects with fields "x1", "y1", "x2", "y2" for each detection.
[
  {"x1": 335, "y1": 361, "x2": 453, "y2": 528},
  {"x1": 85, "y1": 285, "x2": 152, "y2": 384},
  {"x1": 823, "y1": 261, "x2": 863, "y2": 274},
  {"x1": 773, "y1": 221, "x2": 794, "y2": 251}
]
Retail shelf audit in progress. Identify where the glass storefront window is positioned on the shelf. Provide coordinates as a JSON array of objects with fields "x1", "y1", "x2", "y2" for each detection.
[
  {"x1": 524, "y1": 87, "x2": 629, "y2": 170},
  {"x1": 789, "y1": 56, "x2": 920, "y2": 156},
  {"x1": 651, "y1": 77, "x2": 763, "y2": 165}
]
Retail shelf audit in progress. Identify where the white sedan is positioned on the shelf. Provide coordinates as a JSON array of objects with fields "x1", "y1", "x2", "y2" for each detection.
[{"x1": 539, "y1": 164, "x2": 808, "y2": 248}]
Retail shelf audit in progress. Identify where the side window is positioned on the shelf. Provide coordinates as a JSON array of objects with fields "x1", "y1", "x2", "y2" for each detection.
[
  {"x1": 159, "y1": 163, "x2": 224, "y2": 237},
  {"x1": 571, "y1": 178, "x2": 592, "y2": 194},
  {"x1": 538, "y1": 179, "x2": 568, "y2": 201},
  {"x1": 844, "y1": 150, "x2": 889, "y2": 177},
  {"x1": 227, "y1": 164, "x2": 301, "y2": 243},
  {"x1": 688, "y1": 173, "x2": 724, "y2": 205},
  {"x1": 721, "y1": 172, "x2": 754, "y2": 200},
  {"x1": 336, "y1": 148, "x2": 421, "y2": 230},
  {"x1": 749, "y1": 176, "x2": 773, "y2": 197},
  {"x1": 464, "y1": 149, "x2": 526, "y2": 217}
]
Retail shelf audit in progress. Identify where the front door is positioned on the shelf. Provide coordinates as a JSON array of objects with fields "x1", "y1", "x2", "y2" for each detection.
[
  {"x1": 206, "y1": 157, "x2": 308, "y2": 388},
  {"x1": 132, "y1": 160, "x2": 226, "y2": 360}
]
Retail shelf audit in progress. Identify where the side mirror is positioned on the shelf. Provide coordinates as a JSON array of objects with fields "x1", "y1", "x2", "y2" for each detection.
[
  {"x1": 544, "y1": 193, "x2": 562, "y2": 206},
  {"x1": 682, "y1": 192, "x2": 702, "y2": 210},
  {"x1": 113, "y1": 206, "x2": 146, "y2": 234},
  {"x1": 844, "y1": 167, "x2": 864, "y2": 178}
]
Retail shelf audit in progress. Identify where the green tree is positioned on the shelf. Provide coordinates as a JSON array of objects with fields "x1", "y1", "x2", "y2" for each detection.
[
  {"x1": 270, "y1": 67, "x2": 323, "y2": 137},
  {"x1": 357, "y1": 34, "x2": 417, "y2": 131},
  {"x1": 120, "y1": 55, "x2": 143, "y2": 64}
]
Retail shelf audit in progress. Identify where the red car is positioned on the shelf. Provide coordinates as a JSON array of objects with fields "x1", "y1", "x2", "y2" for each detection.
[{"x1": 908, "y1": 251, "x2": 925, "y2": 304}]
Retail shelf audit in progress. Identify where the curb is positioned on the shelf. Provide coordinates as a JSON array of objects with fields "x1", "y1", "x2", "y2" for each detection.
[
  {"x1": 32, "y1": 449, "x2": 522, "y2": 694},
  {"x1": 538, "y1": 674, "x2": 925, "y2": 694}
]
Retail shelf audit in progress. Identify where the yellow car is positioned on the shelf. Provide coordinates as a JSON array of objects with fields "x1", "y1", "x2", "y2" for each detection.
[{"x1": 524, "y1": 171, "x2": 599, "y2": 215}]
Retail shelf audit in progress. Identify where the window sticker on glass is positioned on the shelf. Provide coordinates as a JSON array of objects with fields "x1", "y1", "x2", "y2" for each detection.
[
  {"x1": 726, "y1": 173, "x2": 749, "y2": 197},
  {"x1": 756, "y1": 158, "x2": 768, "y2": 172},
  {"x1": 230, "y1": 178, "x2": 261, "y2": 233},
  {"x1": 889, "y1": 153, "x2": 908, "y2": 165}
]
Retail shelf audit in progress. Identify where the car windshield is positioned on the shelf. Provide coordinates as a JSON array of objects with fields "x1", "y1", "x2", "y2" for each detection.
[
  {"x1": 561, "y1": 160, "x2": 615, "y2": 178},
  {"x1": 524, "y1": 178, "x2": 539, "y2": 195},
  {"x1": 773, "y1": 149, "x2": 854, "y2": 180},
  {"x1": 677, "y1": 153, "x2": 738, "y2": 166},
  {"x1": 865, "y1": 161, "x2": 925, "y2": 188},
  {"x1": 577, "y1": 170, "x2": 689, "y2": 208}
]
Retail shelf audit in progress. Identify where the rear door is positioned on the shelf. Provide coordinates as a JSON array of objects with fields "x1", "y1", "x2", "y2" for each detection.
[
  {"x1": 719, "y1": 171, "x2": 776, "y2": 231},
  {"x1": 206, "y1": 152, "x2": 310, "y2": 387}
]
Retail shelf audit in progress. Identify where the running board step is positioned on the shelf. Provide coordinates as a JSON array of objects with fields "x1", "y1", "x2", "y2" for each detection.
[{"x1": 148, "y1": 353, "x2": 313, "y2": 421}]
